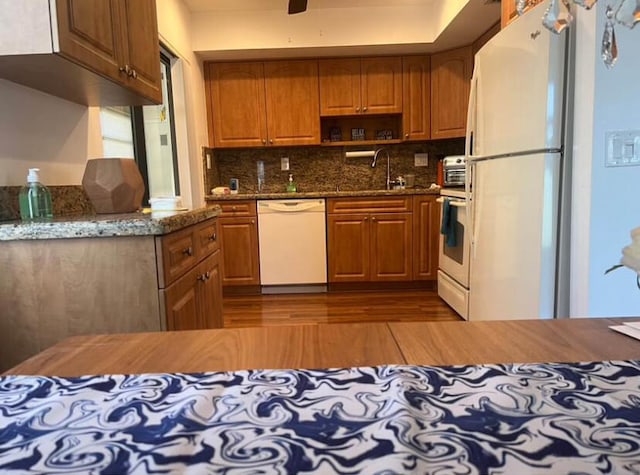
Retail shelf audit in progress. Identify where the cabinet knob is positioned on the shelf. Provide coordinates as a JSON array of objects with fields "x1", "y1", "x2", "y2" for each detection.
[
  {"x1": 251, "y1": 219, "x2": 256, "y2": 224},
  {"x1": 205, "y1": 271, "x2": 211, "y2": 280},
  {"x1": 269, "y1": 139, "x2": 274, "y2": 144},
  {"x1": 129, "y1": 69, "x2": 138, "y2": 79},
  {"x1": 183, "y1": 246, "x2": 193, "y2": 256},
  {"x1": 209, "y1": 232, "x2": 217, "y2": 241},
  {"x1": 262, "y1": 139, "x2": 267, "y2": 145},
  {"x1": 355, "y1": 107, "x2": 360, "y2": 113},
  {"x1": 364, "y1": 217, "x2": 368, "y2": 221},
  {"x1": 372, "y1": 217, "x2": 376, "y2": 222},
  {"x1": 232, "y1": 206, "x2": 237, "y2": 211},
  {"x1": 405, "y1": 133, "x2": 409, "y2": 139},
  {"x1": 119, "y1": 64, "x2": 132, "y2": 75},
  {"x1": 197, "y1": 273, "x2": 207, "y2": 282},
  {"x1": 363, "y1": 106, "x2": 368, "y2": 112}
]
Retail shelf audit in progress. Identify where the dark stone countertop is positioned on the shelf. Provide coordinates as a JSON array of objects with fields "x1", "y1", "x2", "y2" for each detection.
[
  {"x1": 205, "y1": 187, "x2": 442, "y2": 201},
  {"x1": 0, "y1": 206, "x2": 222, "y2": 242}
]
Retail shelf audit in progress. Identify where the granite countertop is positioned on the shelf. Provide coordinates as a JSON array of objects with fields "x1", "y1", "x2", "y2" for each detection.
[
  {"x1": 0, "y1": 206, "x2": 221, "y2": 242},
  {"x1": 205, "y1": 188, "x2": 442, "y2": 201}
]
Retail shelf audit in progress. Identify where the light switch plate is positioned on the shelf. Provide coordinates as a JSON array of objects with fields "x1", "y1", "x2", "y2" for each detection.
[
  {"x1": 605, "y1": 130, "x2": 640, "y2": 167},
  {"x1": 281, "y1": 157, "x2": 290, "y2": 171},
  {"x1": 414, "y1": 153, "x2": 429, "y2": 167}
]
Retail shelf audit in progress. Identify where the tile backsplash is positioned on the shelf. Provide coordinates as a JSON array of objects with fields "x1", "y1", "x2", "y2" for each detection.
[
  {"x1": 204, "y1": 139, "x2": 464, "y2": 194},
  {"x1": 0, "y1": 185, "x2": 94, "y2": 222}
]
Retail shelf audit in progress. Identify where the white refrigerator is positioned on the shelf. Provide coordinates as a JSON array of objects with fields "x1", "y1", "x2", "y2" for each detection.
[{"x1": 465, "y1": 0, "x2": 570, "y2": 321}]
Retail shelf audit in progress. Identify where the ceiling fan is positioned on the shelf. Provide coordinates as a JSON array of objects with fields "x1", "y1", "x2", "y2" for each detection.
[{"x1": 288, "y1": 0, "x2": 308, "y2": 14}]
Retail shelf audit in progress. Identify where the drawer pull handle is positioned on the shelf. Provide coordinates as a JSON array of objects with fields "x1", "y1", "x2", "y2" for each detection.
[
  {"x1": 183, "y1": 247, "x2": 193, "y2": 256},
  {"x1": 198, "y1": 271, "x2": 211, "y2": 282},
  {"x1": 209, "y1": 232, "x2": 217, "y2": 241}
]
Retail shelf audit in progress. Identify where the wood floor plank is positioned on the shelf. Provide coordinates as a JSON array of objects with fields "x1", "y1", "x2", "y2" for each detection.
[{"x1": 223, "y1": 289, "x2": 462, "y2": 328}]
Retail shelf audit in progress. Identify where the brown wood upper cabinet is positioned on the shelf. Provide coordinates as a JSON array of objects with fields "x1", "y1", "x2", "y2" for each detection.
[
  {"x1": 206, "y1": 60, "x2": 320, "y2": 148},
  {"x1": 430, "y1": 46, "x2": 473, "y2": 140},
  {"x1": 402, "y1": 55, "x2": 431, "y2": 141},
  {"x1": 319, "y1": 57, "x2": 402, "y2": 116},
  {"x1": 0, "y1": 0, "x2": 161, "y2": 106}
]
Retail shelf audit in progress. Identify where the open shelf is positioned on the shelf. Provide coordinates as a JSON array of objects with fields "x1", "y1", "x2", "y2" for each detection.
[
  {"x1": 321, "y1": 139, "x2": 403, "y2": 147},
  {"x1": 320, "y1": 114, "x2": 402, "y2": 145}
]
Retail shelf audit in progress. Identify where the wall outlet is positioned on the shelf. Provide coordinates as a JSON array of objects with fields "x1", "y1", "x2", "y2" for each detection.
[
  {"x1": 414, "y1": 153, "x2": 429, "y2": 167},
  {"x1": 605, "y1": 130, "x2": 640, "y2": 167},
  {"x1": 205, "y1": 152, "x2": 212, "y2": 170},
  {"x1": 281, "y1": 157, "x2": 290, "y2": 171}
]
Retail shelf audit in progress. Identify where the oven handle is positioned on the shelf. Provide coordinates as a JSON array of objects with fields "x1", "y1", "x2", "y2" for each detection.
[{"x1": 436, "y1": 197, "x2": 467, "y2": 207}]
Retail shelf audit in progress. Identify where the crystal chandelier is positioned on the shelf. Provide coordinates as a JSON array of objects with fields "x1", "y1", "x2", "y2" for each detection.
[{"x1": 517, "y1": 0, "x2": 639, "y2": 68}]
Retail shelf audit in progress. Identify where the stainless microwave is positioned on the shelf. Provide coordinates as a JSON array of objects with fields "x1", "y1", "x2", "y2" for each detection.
[{"x1": 443, "y1": 155, "x2": 466, "y2": 187}]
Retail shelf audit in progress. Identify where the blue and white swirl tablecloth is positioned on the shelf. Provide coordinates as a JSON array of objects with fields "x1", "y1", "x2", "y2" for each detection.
[{"x1": 1, "y1": 361, "x2": 640, "y2": 474}]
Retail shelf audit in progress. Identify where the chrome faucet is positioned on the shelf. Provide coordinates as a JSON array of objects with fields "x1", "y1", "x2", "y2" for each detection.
[{"x1": 371, "y1": 148, "x2": 392, "y2": 190}]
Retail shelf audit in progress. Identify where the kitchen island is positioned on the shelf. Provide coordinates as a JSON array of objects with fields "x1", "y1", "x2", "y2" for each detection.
[{"x1": 0, "y1": 206, "x2": 222, "y2": 372}]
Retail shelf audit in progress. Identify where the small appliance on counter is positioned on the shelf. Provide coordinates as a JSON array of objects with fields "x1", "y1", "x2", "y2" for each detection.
[{"x1": 442, "y1": 155, "x2": 466, "y2": 187}]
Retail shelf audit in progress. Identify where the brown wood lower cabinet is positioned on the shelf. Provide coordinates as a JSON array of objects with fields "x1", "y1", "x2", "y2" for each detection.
[
  {"x1": 327, "y1": 197, "x2": 413, "y2": 282},
  {"x1": 207, "y1": 200, "x2": 260, "y2": 287},
  {"x1": 158, "y1": 217, "x2": 223, "y2": 331},
  {"x1": 412, "y1": 195, "x2": 440, "y2": 280},
  {"x1": 163, "y1": 250, "x2": 223, "y2": 331}
]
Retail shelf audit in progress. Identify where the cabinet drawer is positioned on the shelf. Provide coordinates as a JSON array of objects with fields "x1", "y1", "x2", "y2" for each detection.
[
  {"x1": 196, "y1": 219, "x2": 220, "y2": 257},
  {"x1": 209, "y1": 200, "x2": 257, "y2": 217},
  {"x1": 159, "y1": 227, "x2": 198, "y2": 287},
  {"x1": 328, "y1": 197, "x2": 412, "y2": 214}
]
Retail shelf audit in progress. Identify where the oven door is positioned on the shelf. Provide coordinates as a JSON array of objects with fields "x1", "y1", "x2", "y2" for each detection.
[{"x1": 437, "y1": 196, "x2": 470, "y2": 288}]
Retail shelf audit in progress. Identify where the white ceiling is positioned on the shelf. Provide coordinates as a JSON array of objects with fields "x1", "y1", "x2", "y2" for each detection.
[
  {"x1": 184, "y1": 0, "x2": 441, "y2": 12},
  {"x1": 183, "y1": 0, "x2": 501, "y2": 60}
]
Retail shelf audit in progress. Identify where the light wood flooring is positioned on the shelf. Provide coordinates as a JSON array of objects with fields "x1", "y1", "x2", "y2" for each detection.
[{"x1": 223, "y1": 289, "x2": 462, "y2": 328}]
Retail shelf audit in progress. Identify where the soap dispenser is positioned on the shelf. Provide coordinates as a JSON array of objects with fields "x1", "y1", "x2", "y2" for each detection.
[
  {"x1": 286, "y1": 173, "x2": 297, "y2": 193},
  {"x1": 19, "y1": 168, "x2": 53, "y2": 222}
]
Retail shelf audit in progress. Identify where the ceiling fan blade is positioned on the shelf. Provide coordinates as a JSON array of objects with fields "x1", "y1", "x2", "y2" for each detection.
[{"x1": 288, "y1": 0, "x2": 307, "y2": 14}]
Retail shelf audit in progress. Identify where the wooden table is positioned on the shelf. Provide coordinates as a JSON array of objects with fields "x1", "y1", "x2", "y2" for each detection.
[{"x1": 5, "y1": 318, "x2": 640, "y2": 376}]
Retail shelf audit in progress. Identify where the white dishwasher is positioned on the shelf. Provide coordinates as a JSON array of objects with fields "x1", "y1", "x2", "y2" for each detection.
[{"x1": 257, "y1": 199, "x2": 327, "y2": 291}]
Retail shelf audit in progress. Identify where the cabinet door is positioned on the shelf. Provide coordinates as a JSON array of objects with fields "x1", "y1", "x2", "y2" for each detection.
[
  {"x1": 402, "y1": 55, "x2": 431, "y2": 141},
  {"x1": 55, "y1": 0, "x2": 123, "y2": 81},
  {"x1": 361, "y1": 57, "x2": 402, "y2": 114},
  {"x1": 207, "y1": 62, "x2": 268, "y2": 148},
  {"x1": 412, "y1": 196, "x2": 440, "y2": 280},
  {"x1": 264, "y1": 60, "x2": 320, "y2": 146},
  {"x1": 318, "y1": 58, "x2": 361, "y2": 116},
  {"x1": 199, "y1": 251, "x2": 224, "y2": 328},
  {"x1": 327, "y1": 214, "x2": 370, "y2": 282},
  {"x1": 164, "y1": 266, "x2": 201, "y2": 331},
  {"x1": 218, "y1": 216, "x2": 260, "y2": 286},
  {"x1": 431, "y1": 46, "x2": 473, "y2": 140},
  {"x1": 370, "y1": 213, "x2": 413, "y2": 281},
  {"x1": 119, "y1": 0, "x2": 162, "y2": 103}
]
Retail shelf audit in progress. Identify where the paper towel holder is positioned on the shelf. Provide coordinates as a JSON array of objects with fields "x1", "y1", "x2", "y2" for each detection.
[{"x1": 344, "y1": 150, "x2": 375, "y2": 159}]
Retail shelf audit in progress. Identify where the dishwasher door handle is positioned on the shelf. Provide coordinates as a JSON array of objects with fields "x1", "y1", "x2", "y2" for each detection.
[{"x1": 258, "y1": 200, "x2": 324, "y2": 213}]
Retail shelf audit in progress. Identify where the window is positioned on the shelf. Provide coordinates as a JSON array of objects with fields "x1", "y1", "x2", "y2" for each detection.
[{"x1": 100, "y1": 48, "x2": 180, "y2": 206}]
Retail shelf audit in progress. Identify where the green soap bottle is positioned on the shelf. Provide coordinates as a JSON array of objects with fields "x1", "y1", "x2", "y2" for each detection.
[
  {"x1": 19, "y1": 168, "x2": 53, "y2": 222},
  {"x1": 286, "y1": 173, "x2": 297, "y2": 193}
]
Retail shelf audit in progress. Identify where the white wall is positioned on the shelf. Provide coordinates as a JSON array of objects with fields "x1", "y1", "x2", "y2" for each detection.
[
  {"x1": 0, "y1": 80, "x2": 103, "y2": 186},
  {"x1": 156, "y1": 0, "x2": 209, "y2": 208},
  {"x1": 572, "y1": 5, "x2": 640, "y2": 317}
]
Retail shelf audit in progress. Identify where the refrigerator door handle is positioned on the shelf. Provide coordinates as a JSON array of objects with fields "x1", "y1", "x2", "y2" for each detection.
[{"x1": 465, "y1": 66, "x2": 478, "y2": 159}]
